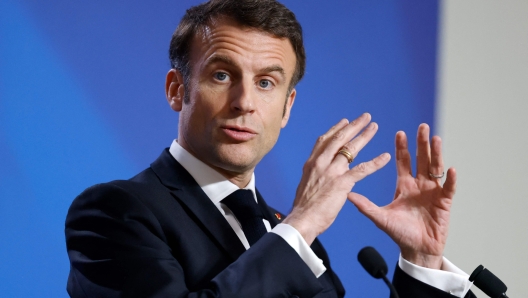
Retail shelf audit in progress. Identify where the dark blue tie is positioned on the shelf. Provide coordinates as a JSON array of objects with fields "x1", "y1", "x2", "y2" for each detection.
[{"x1": 222, "y1": 189, "x2": 267, "y2": 246}]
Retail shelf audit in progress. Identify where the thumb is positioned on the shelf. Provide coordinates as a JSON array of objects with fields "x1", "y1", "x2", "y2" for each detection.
[{"x1": 347, "y1": 192, "x2": 382, "y2": 224}]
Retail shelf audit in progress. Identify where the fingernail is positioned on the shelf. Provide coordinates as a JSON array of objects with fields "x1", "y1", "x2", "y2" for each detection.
[{"x1": 369, "y1": 122, "x2": 377, "y2": 130}]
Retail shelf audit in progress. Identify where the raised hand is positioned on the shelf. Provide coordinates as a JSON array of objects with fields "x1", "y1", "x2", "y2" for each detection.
[
  {"x1": 348, "y1": 124, "x2": 456, "y2": 269},
  {"x1": 283, "y1": 113, "x2": 391, "y2": 245}
]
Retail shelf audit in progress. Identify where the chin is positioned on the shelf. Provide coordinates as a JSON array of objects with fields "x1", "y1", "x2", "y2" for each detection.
[{"x1": 213, "y1": 145, "x2": 261, "y2": 173}]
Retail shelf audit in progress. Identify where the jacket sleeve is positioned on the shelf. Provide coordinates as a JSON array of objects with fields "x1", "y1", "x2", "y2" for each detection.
[
  {"x1": 393, "y1": 264, "x2": 477, "y2": 298},
  {"x1": 65, "y1": 183, "x2": 337, "y2": 298}
]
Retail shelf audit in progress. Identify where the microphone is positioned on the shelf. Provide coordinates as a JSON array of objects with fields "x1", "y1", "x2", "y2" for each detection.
[
  {"x1": 357, "y1": 246, "x2": 400, "y2": 298},
  {"x1": 469, "y1": 265, "x2": 509, "y2": 298}
]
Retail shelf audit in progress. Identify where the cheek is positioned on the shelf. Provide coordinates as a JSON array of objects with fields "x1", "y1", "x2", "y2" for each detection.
[
  {"x1": 261, "y1": 108, "x2": 286, "y2": 142},
  {"x1": 186, "y1": 89, "x2": 215, "y2": 117},
  {"x1": 195, "y1": 86, "x2": 229, "y2": 117},
  {"x1": 180, "y1": 99, "x2": 209, "y2": 137},
  {"x1": 256, "y1": 90, "x2": 276, "y2": 103}
]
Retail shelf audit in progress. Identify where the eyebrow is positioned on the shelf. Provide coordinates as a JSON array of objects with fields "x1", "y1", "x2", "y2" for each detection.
[
  {"x1": 259, "y1": 65, "x2": 286, "y2": 82},
  {"x1": 205, "y1": 55, "x2": 240, "y2": 69},
  {"x1": 205, "y1": 55, "x2": 286, "y2": 82}
]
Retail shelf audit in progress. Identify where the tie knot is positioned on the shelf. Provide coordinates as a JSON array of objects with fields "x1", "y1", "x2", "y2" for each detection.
[
  {"x1": 221, "y1": 189, "x2": 267, "y2": 246},
  {"x1": 221, "y1": 189, "x2": 263, "y2": 221}
]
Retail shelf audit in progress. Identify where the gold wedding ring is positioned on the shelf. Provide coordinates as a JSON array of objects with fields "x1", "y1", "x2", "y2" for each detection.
[{"x1": 338, "y1": 147, "x2": 354, "y2": 164}]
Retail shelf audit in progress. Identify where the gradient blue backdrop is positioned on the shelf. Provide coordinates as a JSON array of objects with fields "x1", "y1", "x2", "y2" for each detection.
[{"x1": 0, "y1": 0, "x2": 439, "y2": 296}]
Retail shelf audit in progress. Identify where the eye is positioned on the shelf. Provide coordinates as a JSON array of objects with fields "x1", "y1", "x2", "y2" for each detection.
[
  {"x1": 258, "y1": 79, "x2": 272, "y2": 89},
  {"x1": 213, "y1": 72, "x2": 229, "y2": 81}
]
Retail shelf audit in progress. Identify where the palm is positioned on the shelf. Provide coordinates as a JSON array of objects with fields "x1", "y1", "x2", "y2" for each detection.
[
  {"x1": 349, "y1": 124, "x2": 456, "y2": 269},
  {"x1": 383, "y1": 173, "x2": 452, "y2": 256}
]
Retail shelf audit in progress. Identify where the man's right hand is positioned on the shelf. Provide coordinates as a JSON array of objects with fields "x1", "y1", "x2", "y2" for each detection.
[{"x1": 283, "y1": 113, "x2": 390, "y2": 245}]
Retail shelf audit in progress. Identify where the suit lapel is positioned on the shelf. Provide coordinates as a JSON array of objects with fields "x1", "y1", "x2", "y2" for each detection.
[{"x1": 150, "y1": 149, "x2": 246, "y2": 261}]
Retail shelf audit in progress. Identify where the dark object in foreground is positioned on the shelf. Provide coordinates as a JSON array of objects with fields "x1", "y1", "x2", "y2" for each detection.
[
  {"x1": 470, "y1": 265, "x2": 509, "y2": 298},
  {"x1": 358, "y1": 246, "x2": 400, "y2": 298}
]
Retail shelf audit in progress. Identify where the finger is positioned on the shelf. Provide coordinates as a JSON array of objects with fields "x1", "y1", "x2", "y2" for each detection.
[
  {"x1": 323, "y1": 113, "x2": 371, "y2": 157},
  {"x1": 416, "y1": 123, "x2": 431, "y2": 178},
  {"x1": 311, "y1": 118, "x2": 349, "y2": 156},
  {"x1": 347, "y1": 192, "x2": 383, "y2": 225},
  {"x1": 395, "y1": 131, "x2": 412, "y2": 176},
  {"x1": 333, "y1": 122, "x2": 378, "y2": 166},
  {"x1": 345, "y1": 152, "x2": 391, "y2": 182},
  {"x1": 318, "y1": 113, "x2": 372, "y2": 164},
  {"x1": 443, "y1": 167, "x2": 457, "y2": 198},
  {"x1": 429, "y1": 135, "x2": 445, "y2": 181}
]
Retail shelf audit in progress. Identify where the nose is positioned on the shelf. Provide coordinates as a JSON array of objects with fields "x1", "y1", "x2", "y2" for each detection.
[{"x1": 230, "y1": 79, "x2": 255, "y2": 114}]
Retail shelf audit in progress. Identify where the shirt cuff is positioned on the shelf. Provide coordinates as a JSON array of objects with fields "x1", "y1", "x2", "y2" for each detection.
[
  {"x1": 399, "y1": 255, "x2": 473, "y2": 297},
  {"x1": 271, "y1": 223, "x2": 327, "y2": 278}
]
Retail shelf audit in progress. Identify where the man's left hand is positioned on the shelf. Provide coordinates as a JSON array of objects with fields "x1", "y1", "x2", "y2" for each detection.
[{"x1": 348, "y1": 123, "x2": 456, "y2": 270}]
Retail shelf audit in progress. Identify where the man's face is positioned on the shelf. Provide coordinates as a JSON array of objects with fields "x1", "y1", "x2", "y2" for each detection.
[{"x1": 169, "y1": 18, "x2": 297, "y2": 180}]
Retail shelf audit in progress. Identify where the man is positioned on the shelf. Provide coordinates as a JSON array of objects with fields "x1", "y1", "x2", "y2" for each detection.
[{"x1": 65, "y1": 0, "x2": 475, "y2": 297}]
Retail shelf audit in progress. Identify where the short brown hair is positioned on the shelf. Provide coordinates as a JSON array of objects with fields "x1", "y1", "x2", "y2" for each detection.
[{"x1": 169, "y1": 0, "x2": 306, "y2": 99}]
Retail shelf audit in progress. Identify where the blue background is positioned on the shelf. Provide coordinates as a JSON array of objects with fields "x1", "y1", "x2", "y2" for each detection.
[{"x1": 0, "y1": 0, "x2": 439, "y2": 296}]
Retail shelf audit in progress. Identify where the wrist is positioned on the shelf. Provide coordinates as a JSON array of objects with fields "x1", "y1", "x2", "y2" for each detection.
[
  {"x1": 400, "y1": 250, "x2": 443, "y2": 270},
  {"x1": 282, "y1": 215, "x2": 318, "y2": 246}
]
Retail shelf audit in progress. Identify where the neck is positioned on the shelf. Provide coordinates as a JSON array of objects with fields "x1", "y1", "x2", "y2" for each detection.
[
  {"x1": 176, "y1": 138, "x2": 254, "y2": 188},
  {"x1": 214, "y1": 168, "x2": 253, "y2": 188}
]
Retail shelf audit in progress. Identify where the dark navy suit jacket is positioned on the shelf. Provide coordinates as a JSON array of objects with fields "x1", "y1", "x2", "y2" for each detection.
[{"x1": 65, "y1": 149, "x2": 475, "y2": 297}]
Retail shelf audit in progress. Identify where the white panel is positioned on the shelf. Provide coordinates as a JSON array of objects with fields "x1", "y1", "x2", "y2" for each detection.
[{"x1": 437, "y1": 0, "x2": 528, "y2": 297}]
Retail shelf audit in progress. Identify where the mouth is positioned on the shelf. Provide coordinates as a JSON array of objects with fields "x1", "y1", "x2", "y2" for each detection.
[
  {"x1": 222, "y1": 125, "x2": 257, "y2": 134},
  {"x1": 220, "y1": 125, "x2": 257, "y2": 142}
]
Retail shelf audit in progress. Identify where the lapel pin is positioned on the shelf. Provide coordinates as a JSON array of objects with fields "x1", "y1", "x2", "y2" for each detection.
[{"x1": 274, "y1": 213, "x2": 282, "y2": 220}]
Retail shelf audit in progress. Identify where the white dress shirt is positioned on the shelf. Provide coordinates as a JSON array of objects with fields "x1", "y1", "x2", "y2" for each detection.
[{"x1": 169, "y1": 140, "x2": 472, "y2": 296}]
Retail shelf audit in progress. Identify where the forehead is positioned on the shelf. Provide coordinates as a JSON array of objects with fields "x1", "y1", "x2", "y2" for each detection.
[{"x1": 188, "y1": 17, "x2": 297, "y2": 77}]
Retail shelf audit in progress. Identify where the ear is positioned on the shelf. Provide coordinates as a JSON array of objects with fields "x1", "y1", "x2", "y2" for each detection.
[
  {"x1": 281, "y1": 88, "x2": 296, "y2": 128},
  {"x1": 165, "y1": 69, "x2": 185, "y2": 112}
]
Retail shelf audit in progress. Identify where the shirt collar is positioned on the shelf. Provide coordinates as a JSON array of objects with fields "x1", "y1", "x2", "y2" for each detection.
[{"x1": 169, "y1": 139, "x2": 256, "y2": 205}]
